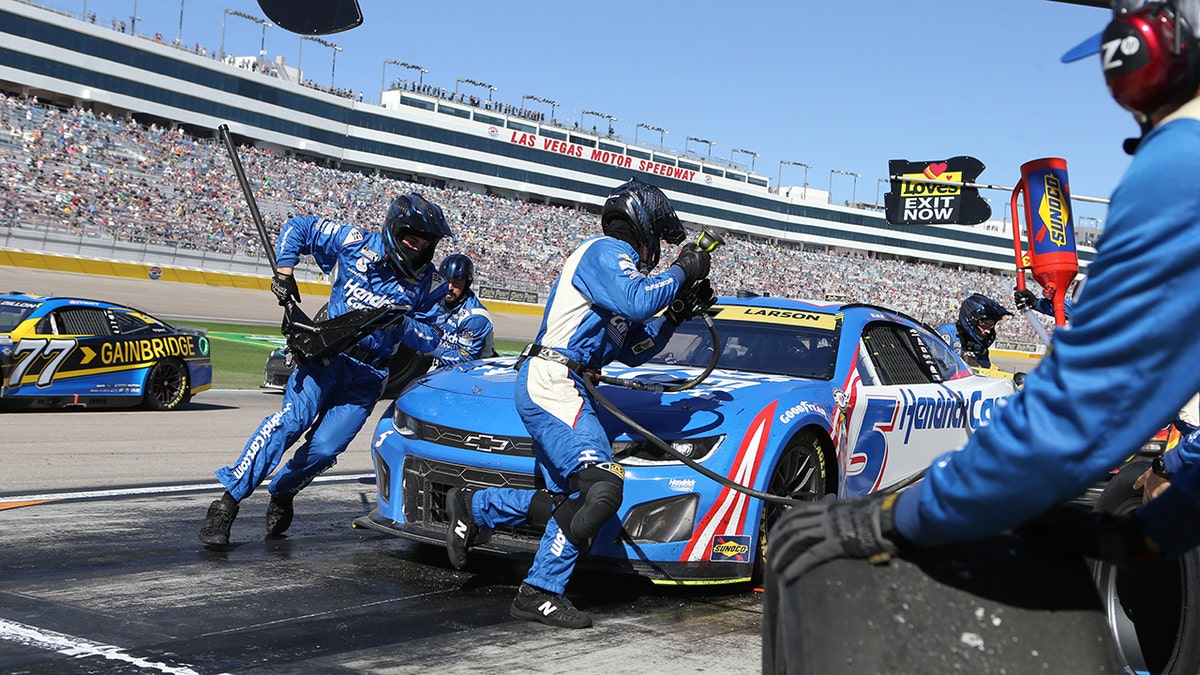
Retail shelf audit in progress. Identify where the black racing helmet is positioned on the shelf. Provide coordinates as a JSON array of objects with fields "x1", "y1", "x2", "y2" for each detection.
[
  {"x1": 600, "y1": 178, "x2": 686, "y2": 272},
  {"x1": 957, "y1": 293, "x2": 1011, "y2": 352},
  {"x1": 382, "y1": 194, "x2": 452, "y2": 278}
]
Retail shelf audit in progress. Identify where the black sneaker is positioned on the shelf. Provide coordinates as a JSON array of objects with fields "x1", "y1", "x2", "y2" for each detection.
[
  {"x1": 508, "y1": 583, "x2": 593, "y2": 629},
  {"x1": 445, "y1": 486, "x2": 479, "y2": 569},
  {"x1": 265, "y1": 495, "x2": 294, "y2": 535},
  {"x1": 199, "y1": 498, "x2": 239, "y2": 547}
]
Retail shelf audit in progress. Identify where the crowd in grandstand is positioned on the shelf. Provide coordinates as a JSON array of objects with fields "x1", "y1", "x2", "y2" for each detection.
[{"x1": 0, "y1": 92, "x2": 1058, "y2": 346}]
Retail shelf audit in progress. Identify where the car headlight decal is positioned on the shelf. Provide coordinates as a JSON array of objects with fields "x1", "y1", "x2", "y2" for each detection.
[
  {"x1": 611, "y1": 434, "x2": 725, "y2": 466},
  {"x1": 374, "y1": 449, "x2": 391, "y2": 503},
  {"x1": 622, "y1": 493, "x2": 699, "y2": 544}
]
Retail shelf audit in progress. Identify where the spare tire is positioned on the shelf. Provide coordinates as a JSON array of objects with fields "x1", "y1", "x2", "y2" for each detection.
[
  {"x1": 763, "y1": 533, "x2": 1120, "y2": 673},
  {"x1": 1091, "y1": 461, "x2": 1200, "y2": 674}
]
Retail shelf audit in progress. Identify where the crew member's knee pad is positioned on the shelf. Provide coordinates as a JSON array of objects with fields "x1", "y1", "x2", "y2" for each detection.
[
  {"x1": 552, "y1": 462, "x2": 624, "y2": 547},
  {"x1": 528, "y1": 489, "x2": 567, "y2": 528}
]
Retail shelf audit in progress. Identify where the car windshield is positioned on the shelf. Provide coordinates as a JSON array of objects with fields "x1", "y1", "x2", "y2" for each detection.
[
  {"x1": 651, "y1": 313, "x2": 840, "y2": 380},
  {"x1": 0, "y1": 299, "x2": 38, "y2": 332}
]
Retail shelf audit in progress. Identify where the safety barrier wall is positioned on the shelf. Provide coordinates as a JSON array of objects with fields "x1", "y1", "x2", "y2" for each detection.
[{"x1": 0, "y1": 228, "x2": 545, "y2": 316}]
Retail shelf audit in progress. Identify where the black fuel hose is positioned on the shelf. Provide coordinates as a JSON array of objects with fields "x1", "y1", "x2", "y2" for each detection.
[
  {"x1": 583, "y1": 314, "x2": 927, "y2": 507},
  {"x1": 584, "y1": 313, "x2": 806, "y2": 506}
]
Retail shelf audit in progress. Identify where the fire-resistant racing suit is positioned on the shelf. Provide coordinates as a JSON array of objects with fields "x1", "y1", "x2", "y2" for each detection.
[
  {"x1": 468, "y1": 235, "x2": 685, "y2": 594},
  {"x1": 215, "y1": 215, "x2": 445, "y2": 502},
  {"x1": 401, "y1": 289, "x2": 495, "y2": 367},
  {"x1": 894, "y1": 102, "x2": 1200, "y2": 558}
]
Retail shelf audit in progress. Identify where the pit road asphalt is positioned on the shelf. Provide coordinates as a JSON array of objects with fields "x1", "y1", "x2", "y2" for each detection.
[{"x1": 0, "y1": 268, "x2": 761, "y2": 675}]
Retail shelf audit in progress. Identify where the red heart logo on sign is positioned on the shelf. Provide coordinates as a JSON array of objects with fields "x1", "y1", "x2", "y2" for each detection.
[{"x1": 923, "y1": 162, "x2": 948, "y2": 180}]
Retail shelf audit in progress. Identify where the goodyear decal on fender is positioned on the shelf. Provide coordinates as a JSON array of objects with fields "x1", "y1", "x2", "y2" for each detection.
[
  {"x1": 1037, "y1": 173, "x2": 1070, "y2": 248},
  {"x1": 710, "y1": 535, "x2": 752, "y2": 563},
  {"x1": 895, "y1": 388, "x2": 998, "y2": 444},
  {"x1": 714, "y1": 306, "x2": 838, "y2": 330}
]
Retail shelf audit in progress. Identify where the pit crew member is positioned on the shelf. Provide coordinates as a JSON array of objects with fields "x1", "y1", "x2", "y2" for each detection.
[
  {"x1": 444, "y1": 178, "x2": 713, "y2": 628},
  {"x1": 199, "y1": 194, "x2": 451, "y2": 547},
  {"x1": 935, "y1": 293, "x2": 1012, "y2": 369},
  {"x1": 401, "y1": 253, "x2": 496, "y2": 367},
  {"x1": 770, "y1": 0, "x2": 1200, "y2": 592}
]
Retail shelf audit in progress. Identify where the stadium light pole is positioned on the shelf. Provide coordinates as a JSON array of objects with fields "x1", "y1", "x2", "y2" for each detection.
[
  {"x1": 522, "y1": 95, "x2": 556, "y2": 121},
  {"x1": 731, "y1": 147, "x2": 758, "y2": 172},
  {"x1": 829, "y1": 169, "x2": 860, "y2": 205},
  {"x1": 636, "y1": 123, "x2": 667, "y2": 148},
  {"x1": 301, "y1": 36, "x2": 340, "y2": 88},
  {"x1": 581, "y1": 110, "x2": 617, "y2": 136},
  {"x1": 457, "y1": 77, "x2": 497, "y2": 101},
  {"x1": 177, "y1": 0, "x2": 184, "y2": 45},
  {"x1": 382, "y1": 60, "x2": 427, "y2": 103},
  {"x1": 686, "y1": 136, "x2": 715, "y2": 159},
  {"x1": 222, "y1": 9, "x2": 271, "y2": 61},
  {"x1": 522, "y1": 95, "x2": 560, "y2": 123},
  {"x1": 778, "y1": 160, "x2": 811, "y2": 193},
  {"x1": 876, "y1": 177, "x2": 889, "y2": 205}
]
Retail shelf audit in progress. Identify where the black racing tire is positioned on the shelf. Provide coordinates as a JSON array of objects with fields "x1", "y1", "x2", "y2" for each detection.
[
  {"x1": 753, "y1": 430, "x2": 832, "y2": 584},
  {"x1": 1092, "y1": 461, "x2": 1200, "y2": 674},
  {"x1": 762, "y1": 533, "x2": 1120, "y2": 673},
  {"x1": 142, "y1": 358, "x2": 190, "y2": 411},
  {"x1": 381, "y1": 345, "x2": 434, "y2": 399}
]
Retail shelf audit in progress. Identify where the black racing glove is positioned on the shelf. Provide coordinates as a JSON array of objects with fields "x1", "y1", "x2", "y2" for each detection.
[
  {"x1": 1014, "y1": 288, "x2": 1038, "y2": 312},
  {"x1": 664, "y1": 279, "x2": 716, "y2": 326},
  {"x1": 670, "y1": 243, "x2": 711, "y2": 285},
  {"x1": 271, "y1": 271, "x2": 301, "y2": 306},
  {"x1": 769, "y1": 493, "x2": 904, "y2": 583},
  {"x1": 1014, "y1": 502, "x2": 1157, "y2": 565}
]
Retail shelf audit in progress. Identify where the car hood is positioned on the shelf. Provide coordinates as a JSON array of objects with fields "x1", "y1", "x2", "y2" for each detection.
[{"x1": 401, "y1": 357, "x2": 833, "y2": 436}]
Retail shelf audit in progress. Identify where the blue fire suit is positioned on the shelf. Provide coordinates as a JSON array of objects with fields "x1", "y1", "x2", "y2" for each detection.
[
  {"x1": 215, "y1": 216, "x2": 445, "y2": 503},
  {"x1": 468, "y1": 235, "x2": 685, "y2": 594},
  {"x1": 894, "y1": 103, "x2": 1200, "y2": 558},
  {"x1": 401, "y1": 291, "x2": 495, "y2": 367}
]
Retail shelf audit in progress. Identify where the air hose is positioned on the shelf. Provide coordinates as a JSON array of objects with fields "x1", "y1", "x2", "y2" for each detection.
[{"x1": 581, "y1": 312, "x2": 807, "y2": 507}]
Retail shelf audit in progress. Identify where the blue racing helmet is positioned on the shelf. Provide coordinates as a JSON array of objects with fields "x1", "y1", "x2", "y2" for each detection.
[
  {"x1": 601, "y1": 178, "x2": 686, "y2": 272},
  {"x1": 439, "y1": 253, "x2": 475, "y2": 288},
  {"x1": 957, "y1": 293, "x2": 1011, "y2": 353},
  {"x1": 382, "y1": 194, "x2": 452, "y2": 278}
]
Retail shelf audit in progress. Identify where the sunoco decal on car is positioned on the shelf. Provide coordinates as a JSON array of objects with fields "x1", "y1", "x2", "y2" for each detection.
[
  {"x1": 710, "y1": 535, "x2": 752, "y2": 563},
  {"x1": 712, "y1": 306, "x2": 838, "y2": 330}
]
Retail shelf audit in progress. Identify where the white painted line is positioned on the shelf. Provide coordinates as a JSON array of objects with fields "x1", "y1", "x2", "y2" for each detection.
[
  {"x1": 0, "y1": 618, "x2": 214, "y2": 675},
  {"x1": 0, "y1": 473, "x2": 375, "y2": 505}
]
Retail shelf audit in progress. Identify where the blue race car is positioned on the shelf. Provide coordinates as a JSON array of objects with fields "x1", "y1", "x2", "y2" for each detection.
[
  {"x1": 0, "y1": 293, "x2": 212, "y2": 410},
  {"x1": 356, "y1": 297, "x2": 1017, "y2": 584}
]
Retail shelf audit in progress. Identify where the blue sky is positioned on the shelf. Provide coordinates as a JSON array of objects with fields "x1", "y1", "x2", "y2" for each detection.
[{"x1": 69, "y1": 0, "x2": 1121, "y2": 226}]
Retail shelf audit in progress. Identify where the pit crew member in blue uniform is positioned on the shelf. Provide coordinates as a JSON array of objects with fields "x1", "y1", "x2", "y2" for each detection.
[
  {"x1": 768, "y1": 0, "x2": 1200, "y2": 585},
  {"x1": 935, "y1": 293, "x2": 1012, "y2": 369},
  {"x1": 1137, "y1": 395, "x2": 1200, "y2": 502},
  {"x1": 199, "y1": 194, "x2": 451, "y2": 547},
  {"x1": 401, "y1": 253, "x2": 496, "y2": 367},
  {"x1": 444, "y1": 178, "x2": 713, "y2": 628}
]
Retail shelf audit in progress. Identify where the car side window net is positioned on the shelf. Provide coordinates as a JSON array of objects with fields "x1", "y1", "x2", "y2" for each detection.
[
  {"x1": 54, "y1": 308, "x2": 112, "y2": 336},
  {"x1": 862, "y1": 322, "x2": 938, "y2": 386}
]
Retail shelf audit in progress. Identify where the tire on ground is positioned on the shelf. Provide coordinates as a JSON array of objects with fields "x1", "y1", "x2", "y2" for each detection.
[
  {"x1": 762, "y1": 533, "x2": 1121, "y2": 673},
  {"x1": 143, "y1": 358, "x2": 190, "y2": 410},
  {"x1": 1091, "y1": 460, "x2": 1200, "y2": 674},
  {"x1": 753, "y1": 430, "x2": 831, "y2": 584}
]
